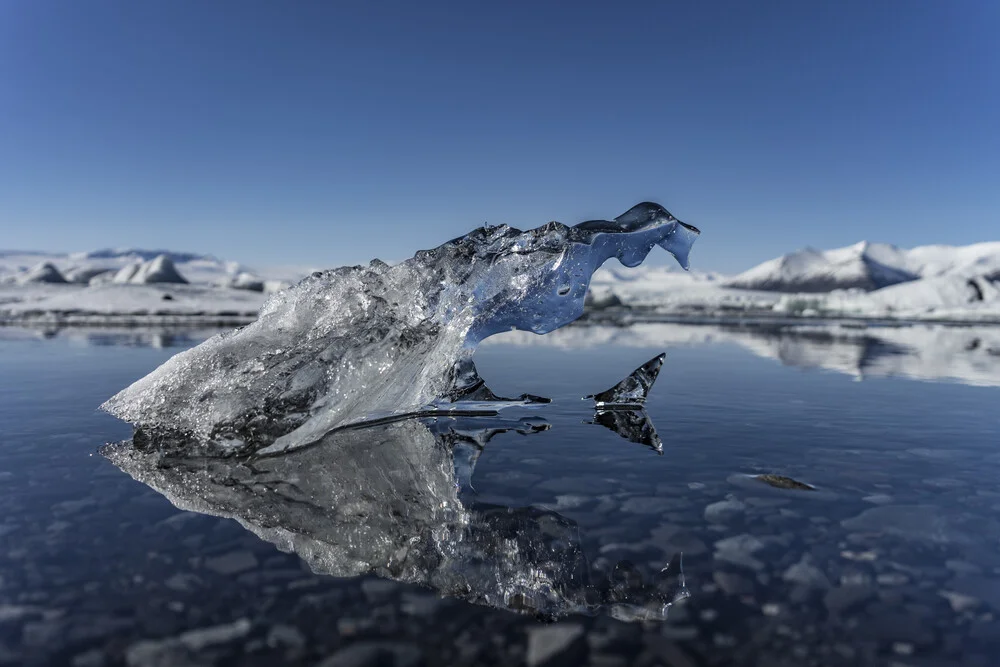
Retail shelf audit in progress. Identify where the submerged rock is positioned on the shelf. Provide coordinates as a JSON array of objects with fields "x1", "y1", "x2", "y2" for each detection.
[{"x1": 753, "y1": 474, "x2": 815, "y2": 491}]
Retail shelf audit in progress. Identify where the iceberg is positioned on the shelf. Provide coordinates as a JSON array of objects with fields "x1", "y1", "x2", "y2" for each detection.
[
  {"x1": 101, "y1": 203, "x2": 698, "y2": 451},
  {"x1": 103, "y1": 412, "x2": 689, "y2": 621},
  {"x1": 18, "y1": 262, "x2": 67, "y2": 284}
]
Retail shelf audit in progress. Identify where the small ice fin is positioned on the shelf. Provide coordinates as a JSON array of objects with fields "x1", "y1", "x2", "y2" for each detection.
[
  {"x1": 587, "y1": 409, "x2": 663, "y2": 454},
  {"x1": 441, "y1": 359, "x2": 550, "y2": 406},
  {"x1": 586, "y1": 353, "x2": 666, "y2": 407}
]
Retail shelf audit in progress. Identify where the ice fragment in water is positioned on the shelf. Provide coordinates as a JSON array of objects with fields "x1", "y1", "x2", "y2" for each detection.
[
  {"x1": 586, "y1": 353, "x2": 666, "y2": 407},
  {"x1": 101, "y1": 204, "x2": 697, "y2": 450}
]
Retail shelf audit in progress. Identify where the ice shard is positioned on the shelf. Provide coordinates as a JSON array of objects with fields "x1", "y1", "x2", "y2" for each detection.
[
  {"x1": 103, "y1": 415, "x2": 689, "y2": 621},
  {"x1": 101, "y1": 204, "x2": 697, "y2": 450},
  {"x1": 586, "y1": 353, "x2": 666, "y2": 407}
]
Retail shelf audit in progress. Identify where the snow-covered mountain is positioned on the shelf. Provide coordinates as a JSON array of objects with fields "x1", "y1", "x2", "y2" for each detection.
[
  {"x1": 0, "y1": 249, "x2": 316, "y2": 325},
  {"x1": 725, "y1": 241, "x2": 1000, "y2": 292},
  {"x1": 2, "y1": 240, "x2": 999, "y2": 326},
  {"x1": 0, "y1": 249, "x2": 309, "y2": 289}
]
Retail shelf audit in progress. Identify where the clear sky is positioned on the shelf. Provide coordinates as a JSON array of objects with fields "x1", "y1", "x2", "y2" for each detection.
[{"x1": 2, "y1": 1, "x2": 998, "y2": 273}]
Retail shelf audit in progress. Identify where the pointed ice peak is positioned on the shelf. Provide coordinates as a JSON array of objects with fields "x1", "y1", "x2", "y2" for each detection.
[
  {"x1": 112, "y1": 254, "x2": 188, "y2": 285},
  {"x1": 18, "y1": 262, "x2": 67, "y2": 284},
  {"x1": 586, "y1": 353, "x2": 665, "y2": 407},
  {"x1": 440, "y1": 358, "x2": 551, "y2": 407}
]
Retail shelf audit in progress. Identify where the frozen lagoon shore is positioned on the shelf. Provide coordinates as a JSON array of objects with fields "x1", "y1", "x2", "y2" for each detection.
[
  {"x1": 3, "y1": 276, "x2": 1000, "y2": 327},
  {"x1": 0, "y1": 283, "x2": 266, "y2": 326}
]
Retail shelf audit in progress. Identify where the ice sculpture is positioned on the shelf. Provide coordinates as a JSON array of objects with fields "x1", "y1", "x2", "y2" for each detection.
[
  {"x1": 103, "y1": 413, "x2": 689, "y2": 621},
  {"x1": 102, "y1": 204, "x2": 698, "y2": 451}
]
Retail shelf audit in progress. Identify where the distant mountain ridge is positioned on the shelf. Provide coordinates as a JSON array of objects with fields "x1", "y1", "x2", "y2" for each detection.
[
  {"x1": 726, "y1": 241, "x2": 1000, "y2": 293},
  {"x1": 0, "y1": 249, "x2": 309, "y2": 290},
  {"x1": 71, "y1": 248, "x2": 218, "y2": 263}
]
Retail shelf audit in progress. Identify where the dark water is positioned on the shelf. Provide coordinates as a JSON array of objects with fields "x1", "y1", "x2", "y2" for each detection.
[{"x1": 1, "y1": 324, "x2": 999, "y2": 667}]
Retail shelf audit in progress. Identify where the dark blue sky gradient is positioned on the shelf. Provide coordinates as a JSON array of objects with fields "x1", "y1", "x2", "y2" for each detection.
[{"x1": 2, "y1": 1, "x2": 997, "y2": 272}]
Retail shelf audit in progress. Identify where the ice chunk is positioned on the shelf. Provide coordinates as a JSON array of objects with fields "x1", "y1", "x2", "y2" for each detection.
[
  {"x1": 102, "y1": 204, "x2": 698, "y2": 449},
  {"x1": 227, "y1": 272, "x2": 265, "y2": 292},
  {"x1": 18, "y1": 262, "x2": 67, "y2": 284},
  {"x1": 63, "y1": 266, "x2": 113, "y2": 284},
  {"x1": 112, "y1": 254, "x2": 188, "y2": 285},
  {"x1": 103, "y1": 414, "x2": 688, "y2": 621},
  {"x1": 586, "y1": 353, "x2": 665, "y2": 407},
  {"x1": 440, "y1": 358, "x2": 551, "y2": 406}
]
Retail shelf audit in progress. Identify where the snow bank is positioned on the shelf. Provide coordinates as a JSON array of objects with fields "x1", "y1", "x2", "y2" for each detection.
[
  {"x1": 17, "y1": 262, "x2": 68, "y2": 284},
  {"x1": 110, "y1": 255, "x2": 188, "y2": 284},
  {"x1": 727, "y1": 241, "x2": 1000, "y2": 292}
]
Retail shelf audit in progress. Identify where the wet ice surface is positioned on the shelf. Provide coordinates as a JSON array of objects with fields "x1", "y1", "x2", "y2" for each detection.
[
  {"x1": 2, "y1": 325, "x2": 1000, "y2": 666},
  {"x1": 101, "y1": 202, "x2": 698, "y2": 453}
]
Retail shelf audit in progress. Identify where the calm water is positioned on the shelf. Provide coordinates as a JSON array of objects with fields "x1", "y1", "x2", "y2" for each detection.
[{"x1": 1, "y1": 324, "x2": 999, "y2": 667}]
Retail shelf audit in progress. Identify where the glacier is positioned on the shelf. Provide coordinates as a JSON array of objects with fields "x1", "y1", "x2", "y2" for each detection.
[{"x1": 101, "y1": 203, "x2": 699, "y2": 451}]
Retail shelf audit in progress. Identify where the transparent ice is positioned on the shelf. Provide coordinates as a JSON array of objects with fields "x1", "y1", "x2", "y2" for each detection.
[
  {"x1": 586, "y1": 353, "x2": 666, "y2": 407},
  {"x1": 102, "y1": 203, "x2": 698, "y2": 452}
]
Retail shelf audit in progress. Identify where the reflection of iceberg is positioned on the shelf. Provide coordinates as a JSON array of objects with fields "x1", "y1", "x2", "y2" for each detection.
[
  {"x1": 103, "y1": 415, "x2": 688, "y2": 621},
  {"x1": 491, "y1": 322, "x2": 1000, "y2": 387},
  {"x1": 0, "y1": 326, "x2": 221, "y2": 348},
  {"x1": 102, "y1": 203, "x2": 698, "y2": 450},
  {"x1": 587, "y1": 409, "x2": 663, "y2": 454}
]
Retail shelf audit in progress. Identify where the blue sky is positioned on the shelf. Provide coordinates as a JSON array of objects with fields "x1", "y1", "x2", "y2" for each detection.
[{"x1": 2, "y1": 1, "x2": 997, "y2": 273}]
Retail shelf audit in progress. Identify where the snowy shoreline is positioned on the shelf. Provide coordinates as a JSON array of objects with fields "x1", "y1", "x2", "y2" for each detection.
[
  {"x1": 3, "y1": 239, "x2": 999, "y2": 327},
  {"x1": 4, "y1": 309, "x2": 1000, "y2": 329}
]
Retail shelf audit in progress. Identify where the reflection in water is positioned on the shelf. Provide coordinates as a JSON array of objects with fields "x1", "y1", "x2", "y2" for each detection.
[
  {"x1": 9, "y1": 321, "x2": 999, "y2": 385},
  {"x1": 492, "y1": 321, "x2": 1000, "y2": 387},
  {"x1": 587, "y1": 409, "x2": 663, "y2": 454},
  {"x1": 0, "y1": 326, "x2": 223, "y2": 348},
  {"x1": 104, "y1": 413, "x2": 687, "y2": 621}
]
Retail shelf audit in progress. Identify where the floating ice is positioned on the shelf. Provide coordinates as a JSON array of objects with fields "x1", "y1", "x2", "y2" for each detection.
[
  {"x1": 103, "y1": 413, "x2": 688, "y2": 620},
  {"x1": 584, "y1": 354, "x2": 666, "y2": 452},
  {"x1": 586, "y1": 353, "x2": 666, "y2": 407},
  {"x1": 102, "y1": 203, "x2": 698, "y2": 451}
]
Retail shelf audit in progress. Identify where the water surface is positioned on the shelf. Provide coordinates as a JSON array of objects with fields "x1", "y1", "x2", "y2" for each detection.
[{"x1": 1, "y1": 323, "x2": 998, "y2": 666}]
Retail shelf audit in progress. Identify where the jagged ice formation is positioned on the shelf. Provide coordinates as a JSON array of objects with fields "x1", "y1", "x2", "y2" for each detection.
[{"x1": 102, "y1": 203, "x2": 698, "y2": 450}]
